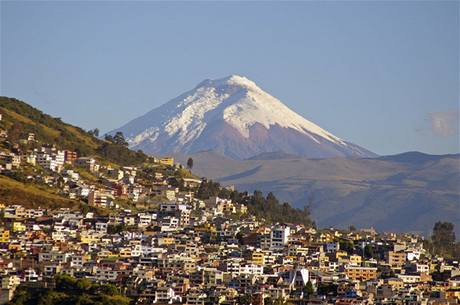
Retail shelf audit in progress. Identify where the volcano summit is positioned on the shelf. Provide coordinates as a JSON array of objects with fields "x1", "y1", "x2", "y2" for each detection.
[{"x1": 111, "y1": 75, "x2": 375, "y2": 159}]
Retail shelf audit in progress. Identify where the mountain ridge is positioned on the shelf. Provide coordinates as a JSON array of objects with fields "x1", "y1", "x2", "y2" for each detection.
[{"x1": 176, "y1": 150, "x2": 460, "y2": 236}]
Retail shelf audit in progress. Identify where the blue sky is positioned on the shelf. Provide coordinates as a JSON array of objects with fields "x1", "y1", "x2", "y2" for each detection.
[{"x1": 1, "y1": 1, "x2": 458, "y2": 155}]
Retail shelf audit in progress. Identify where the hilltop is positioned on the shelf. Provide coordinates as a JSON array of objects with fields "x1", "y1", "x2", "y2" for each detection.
[{"x1": 0, "y1": 97, "x2": 148, "y2": 166}]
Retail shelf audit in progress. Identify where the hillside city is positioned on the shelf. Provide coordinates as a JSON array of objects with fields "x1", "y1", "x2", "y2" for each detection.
[{"x1": 0, "y1": 102, "x2": 459, "y2": 305}]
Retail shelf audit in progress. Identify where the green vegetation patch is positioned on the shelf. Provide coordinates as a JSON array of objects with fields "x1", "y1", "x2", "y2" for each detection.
[
  {"x1": 0, "y1": 176, "x2": 80, "y2": 209},
  {"x1": 10, "y1": 274, "x2": 131, "y2": 305}
]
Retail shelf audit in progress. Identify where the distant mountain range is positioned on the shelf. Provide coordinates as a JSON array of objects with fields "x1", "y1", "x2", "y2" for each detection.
[
  {"x1": 110, "y1": 75, "x2": 375, "y2": 159},
  {"x1": 175, "y1": 151, "x2": 460, "y2": 236}
]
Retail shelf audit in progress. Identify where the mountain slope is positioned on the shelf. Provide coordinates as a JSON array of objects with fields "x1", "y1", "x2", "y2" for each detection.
[
  {"x1": 111, "y1": 75, "x2": 375, "y2": 159},
  {"x1": 0, "y1": 97, "x2": 100, "y2": 156},
  {"x1": 176, "y1": 151, "x2": 460, "y2": 236},
  {"x1": 0, "y1": 175, "x2": 81, "y2": 210},
  {"x1": 0, "y1": 97, "x2": 148, "y2": 166}
]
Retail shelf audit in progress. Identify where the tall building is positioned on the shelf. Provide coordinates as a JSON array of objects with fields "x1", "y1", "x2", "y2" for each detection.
[{"x1": 270, "y1": 225, "x2": 290, "y2": 249}]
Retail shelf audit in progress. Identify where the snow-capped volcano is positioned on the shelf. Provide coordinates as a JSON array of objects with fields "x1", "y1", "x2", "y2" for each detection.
[{"x1": 110, "y1": 75, "x2": 375, "y2": 159}]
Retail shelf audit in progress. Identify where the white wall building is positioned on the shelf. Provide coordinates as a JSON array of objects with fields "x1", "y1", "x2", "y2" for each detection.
[{"x1": 270, "y1": 225, "x2": 290, "y2": 249}]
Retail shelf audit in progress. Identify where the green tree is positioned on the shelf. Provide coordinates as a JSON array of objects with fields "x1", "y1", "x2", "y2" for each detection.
[
  {"x1": 104, "y1": 134, "x2": 114, "y2": 142},
  {"x1": 238, "y1": 294, "x2": 253, "y2": 305},
  {"x1": 339, "y1": 239, "x2": 355, "y2": 255},
  {"x1": 113, "y1": 132, "x2": 128, "y2": 146},
  {"x1": 431, "y1": 221, "x2": 456, "y2": 257},
  {"x1": 364, "y1": 244, "x2": 375, "y2": 259},
  {"x1": 303, "y1": 281, "x2": 314, "y2": 297},
  {"x1": 88, "y1": 128, "x2": 99, "y2": 137},
  {"x1": 317, "y1": 282, "x2": 338, "y2": 296},
  {"x1": 187, "y1": 157, "x2": 194, "y2": 170}
]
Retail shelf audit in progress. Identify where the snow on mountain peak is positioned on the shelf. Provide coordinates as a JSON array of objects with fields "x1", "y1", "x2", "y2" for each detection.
[
  {"x1": 126, "y1": 74, "x2": 342, "y2": 145},
  {"x1": 191, "y1": 75, "x2": 344, "y2": 143},
  {"x1": 196, "y1": 74, "x2": 260, "y2": 92},
  {"x1": 219, "y1": 74, "x2": 259, "y2": 89},
  {"x1": 162, "y1": 75, "x2": 342, "y2": 144},
  {"x1": 111, "y1": 75, "x2": 375, "y2": 159}
]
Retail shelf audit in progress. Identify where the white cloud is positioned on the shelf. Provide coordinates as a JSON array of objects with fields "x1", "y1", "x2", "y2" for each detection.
[{"x1": 429, "y1": 110, "x2": 459, "y2": 137}]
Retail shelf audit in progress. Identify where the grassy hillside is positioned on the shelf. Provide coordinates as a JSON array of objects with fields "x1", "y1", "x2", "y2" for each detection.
[
  {"x1": 0, "y1": 96, "x2": 148, "y2": 165},
  {"x1": 0, "y1": 97, "x2": 100, "y2": 155},
  {"x1": 0, "y1": 97, "x2": 152, "y2": 211},
  {"x1": 0, "y1": 175, "x2": 81, "y2": 210},
  {"x1": 0, "y1": 97, "x2": 183, "y2": 219}
]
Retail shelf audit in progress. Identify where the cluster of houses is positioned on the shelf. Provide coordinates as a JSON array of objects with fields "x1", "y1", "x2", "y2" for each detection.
[
  {"x1": 0, "y1": 129, "x2": 460, "y2": 304},
  {"x1": 0, "y1": 129, "x2": 211, "y2": 209},
  {"x1": 1, "y1": 202, "x2": 460, "y2": 304}
]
